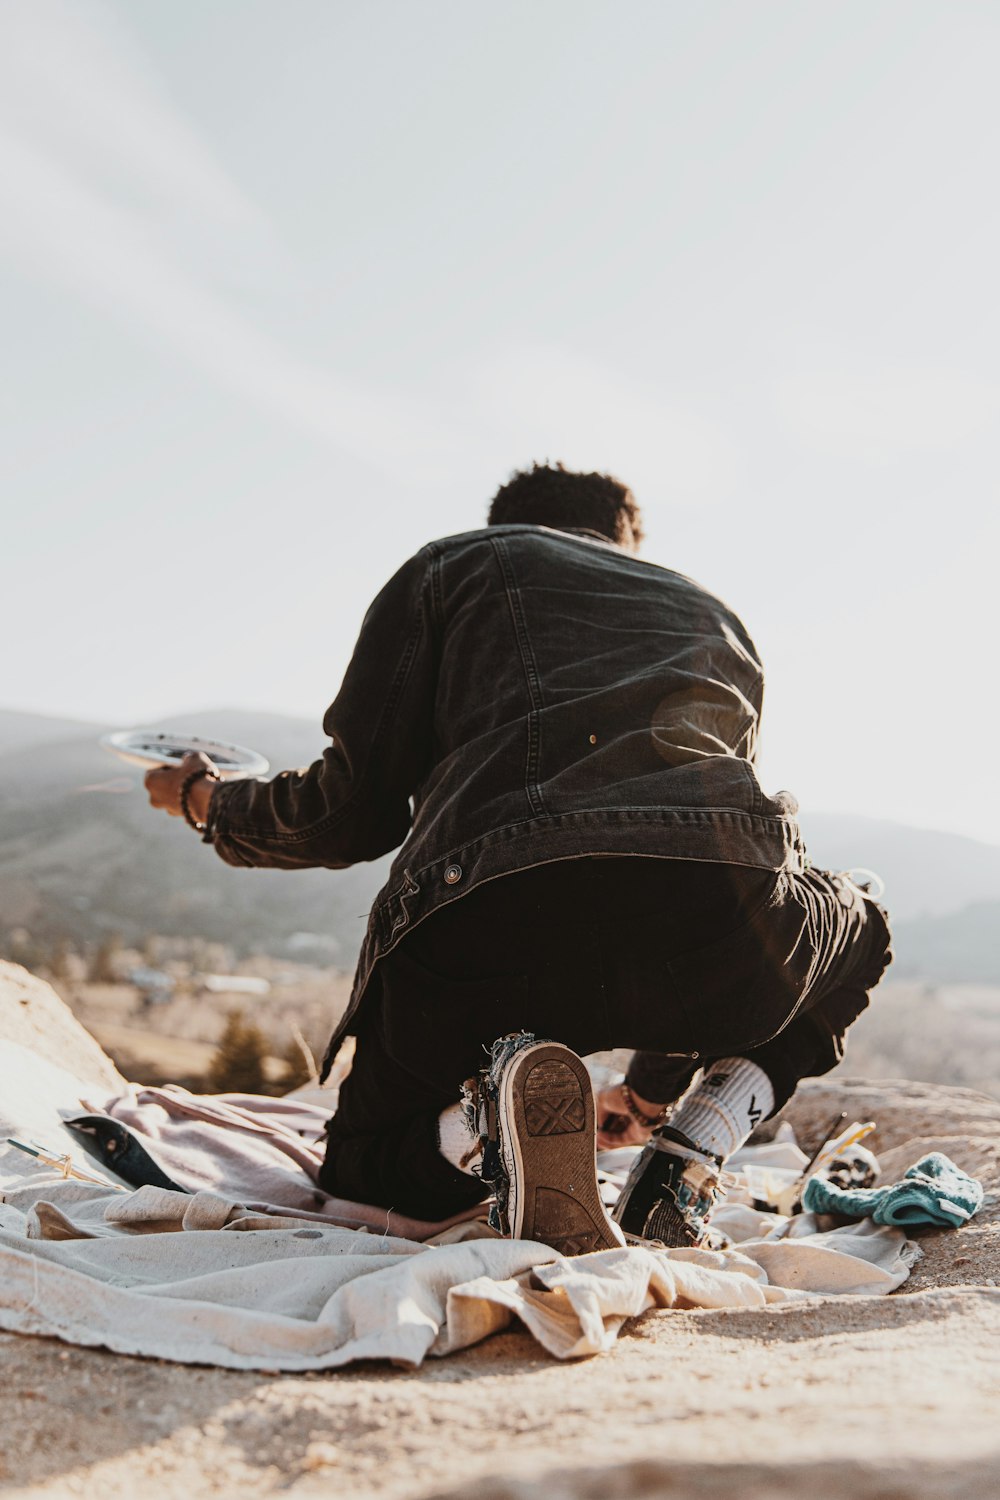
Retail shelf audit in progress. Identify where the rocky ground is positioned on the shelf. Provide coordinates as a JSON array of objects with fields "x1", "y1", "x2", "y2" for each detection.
[{"x1": 1, "y1": 962, "x2": 998, "y2": 1500}]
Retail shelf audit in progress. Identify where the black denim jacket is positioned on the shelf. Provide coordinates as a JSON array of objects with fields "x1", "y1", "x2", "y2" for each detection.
[{"x1": 205, "y1": 525, "x2": 804, "y2": 1076}]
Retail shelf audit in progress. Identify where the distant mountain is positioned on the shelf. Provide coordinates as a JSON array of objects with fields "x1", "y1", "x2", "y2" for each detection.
[
  {"x1": 889, "y1": 902, "x2": 1000, "y2": 984},
  {"x1": 0, "y1": 706, "x2": 388, "y2": 959},
  {"x1": 0, "y1": 709, "x2": 106, "y2": 758},
  {"x1": 175, "y1": 708, "x2": 335, "y2": 771},
  {"x1": 1, "y1": 707, "x2": 999, "y2": 978},
  {"x1": 797, "y1": 812, "x2": 1000, "y2": 923}
]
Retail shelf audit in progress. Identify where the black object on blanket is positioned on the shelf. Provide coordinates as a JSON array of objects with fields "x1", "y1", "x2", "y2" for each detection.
[{"x1": 68, "y1": 1115, "x2": 188, "y2": 1193}]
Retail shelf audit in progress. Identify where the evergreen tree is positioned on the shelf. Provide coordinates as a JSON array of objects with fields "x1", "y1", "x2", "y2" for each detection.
[
  {"x1": 207, "y1": 1009, "x2": 268, "y2": 1094},
  {"x1": 89, "y1": 932, "x2": 123, "y2": 984}
]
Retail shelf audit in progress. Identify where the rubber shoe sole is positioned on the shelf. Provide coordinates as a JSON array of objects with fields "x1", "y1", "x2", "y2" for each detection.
[{"x1": 496, "y1": 1040, "x2": 625, "y2": 1256}]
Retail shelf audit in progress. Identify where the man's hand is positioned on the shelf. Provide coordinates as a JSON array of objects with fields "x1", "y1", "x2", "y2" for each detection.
[
  {"x1": 596, "y1": 1082, "x2": 663, "y2": 1151},
  {"x1": 144, "y1": 750, "x2": 218, "y2": 825}
]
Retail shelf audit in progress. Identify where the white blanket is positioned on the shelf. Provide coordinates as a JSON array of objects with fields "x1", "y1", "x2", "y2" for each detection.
[{"x1": 0, "y1": 1042, "x2": 918, "y2": 1369}]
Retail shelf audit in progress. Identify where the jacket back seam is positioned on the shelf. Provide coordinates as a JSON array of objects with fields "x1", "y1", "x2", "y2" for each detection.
[{"x1": 492, "y1": 536, "x2": 547, "y2": 817}]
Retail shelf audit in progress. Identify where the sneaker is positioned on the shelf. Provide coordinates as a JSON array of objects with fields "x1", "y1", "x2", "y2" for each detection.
[
  {"x1": 481, "y1": 1033, "x2": 625, "y2": 1256},
  {"x1": 612, "y1": 1126, "x2": 725, "y2": 1248}
]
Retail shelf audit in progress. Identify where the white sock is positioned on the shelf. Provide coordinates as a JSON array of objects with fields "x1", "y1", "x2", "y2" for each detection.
[
  {"x1": 668, "y1": 1058, "x2": 775, "y2": 1161},
  {"x1": 437, "y1": 1101, "x2": 483, "y2": 1177}
]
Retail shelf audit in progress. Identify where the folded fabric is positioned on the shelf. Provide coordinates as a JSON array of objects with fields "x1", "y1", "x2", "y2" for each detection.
[
  {"x1": 802, "y1": 1151, "x2": 984, "y2": 1228},
  {"x1": 0, "y1": 1175, "x2": 917, "y2": 1370}
]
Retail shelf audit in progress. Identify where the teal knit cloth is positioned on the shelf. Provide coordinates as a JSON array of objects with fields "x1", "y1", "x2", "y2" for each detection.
[{"x1": 802, "y1": 1151, "x2": 984, "y2": 1228}]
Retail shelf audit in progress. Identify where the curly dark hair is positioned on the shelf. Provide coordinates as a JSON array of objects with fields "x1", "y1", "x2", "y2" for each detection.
[{"x1": 486, "y1": 462, "x2": 644, "y2": 549}]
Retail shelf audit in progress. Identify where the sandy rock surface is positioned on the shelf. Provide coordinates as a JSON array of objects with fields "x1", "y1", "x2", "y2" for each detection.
[{"x1": 2, "y1": 968, "x2": 999, "y2": 1500}]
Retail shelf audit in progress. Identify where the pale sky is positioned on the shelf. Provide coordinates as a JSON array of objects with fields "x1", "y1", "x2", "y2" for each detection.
[{"x1": 2, "y1": 1, "x2": 998, "y2": 842}]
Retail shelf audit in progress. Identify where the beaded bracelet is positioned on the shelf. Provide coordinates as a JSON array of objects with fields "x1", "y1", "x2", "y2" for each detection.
[
  {"x1": 621, "y1": 1083, "x2": 670, "y2": 1128},
  {"x1": 179, "y1": 766, "x2": 221, "y2": 834}
]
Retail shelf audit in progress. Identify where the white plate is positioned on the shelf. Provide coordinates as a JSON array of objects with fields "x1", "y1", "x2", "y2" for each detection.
[{"x1": 100, "y1": 729, "x2": 270, "y2": 779}]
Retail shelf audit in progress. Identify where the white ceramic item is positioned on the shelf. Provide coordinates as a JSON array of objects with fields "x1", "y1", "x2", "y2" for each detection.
[{"x1": 100, "y1": 729, "x2": 270, "y2": 779}]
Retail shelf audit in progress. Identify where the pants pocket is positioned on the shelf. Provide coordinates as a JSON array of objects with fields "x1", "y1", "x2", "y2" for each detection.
[
  {"x1": 377, "y1": 944, "x2": 530, "y2": 1089},
  {"x1": 666, "y1": 899, "x2": 807, "y2": 1058}
]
